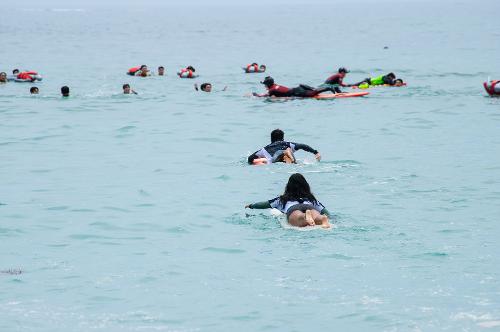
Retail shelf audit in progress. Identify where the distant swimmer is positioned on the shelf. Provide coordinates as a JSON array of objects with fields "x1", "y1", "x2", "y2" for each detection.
[
  {"x1": 178, "y1": 66, "x2": 197, "y2": 78},
  {"x1": 253, "y1": 76, "x2": 333, "y2": 98},
  {"x1": 15, "y1": 71, "x2": 42, "y2": 82},
  {"x1": 319, "y1": 67, "x2": 350, "y2": 93},
  {"x1": 30, "y1": 86, "x2": 39, "y2": 94},
  {"x1": 158, "y1": 66, "x2": 165, "y2": 76},
  {"x1": 351, "y1": 72, "x2": 403, "y2": 87},
  {"x1": 127, "y1": 65, "x2": 150, "y2": 77},
  {"x1": 194, "y1": 82, "x2": 227, "y2": 92},
  {"x1": 244, "y1": 63, "x2": 266, "y2": 73},
  {"x1": 245, "y1": 173, "x2": 331, "y2": 228},
  {"x1": 0, "y1": 72, "x2": 7, "y2": 83},
  {"x1": 123, "y1": 83, "x2": 137, "y2": 95},
  {"x1": 484, "y1": 79, "x2": 500, "y2": 96},
  {"x1": 61, "y1": 86, "x2": 70, "y2": 97},
  {"x1": 247, "y1": 128, "x2": 321, "y2": 165}
]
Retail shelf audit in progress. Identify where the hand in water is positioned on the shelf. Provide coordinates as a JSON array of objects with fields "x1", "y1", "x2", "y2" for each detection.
[{"x1": 315, "y1": 153, "x2": 321, "y2": 161}]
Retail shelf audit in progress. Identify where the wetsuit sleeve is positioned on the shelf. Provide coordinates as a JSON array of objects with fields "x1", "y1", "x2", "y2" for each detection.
[
  {"x1": 249, "y1": 201, "x2": 272, "y2": 209},
  {"x1": 291, "y1": 142, "x2": 318, "y2": 154},
  {"x1": 320, "y1": 208, "x2": 331, "y2": 218}
]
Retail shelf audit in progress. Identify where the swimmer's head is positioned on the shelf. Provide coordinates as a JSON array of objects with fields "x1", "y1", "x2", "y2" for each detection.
[
  {"x1": 158, "y1": 66, "x2": 165, "y2": 76},
  {"x1": 123, "y1": 83, "x2": 131, "y2": 94},
  {"x1": 0, "y1": 72, "x2": 7, "y2": 82},
  {"x1": 271, "y1": 128, "x2": 284, "y2": 143},
  {"x1": 200, "y1": 83, "x2": 212, "y2": 92},
  {"x1": 61, "y1": 85, "x2": 70, "y2": 97},
  {"x1": 30, "y1": 86, "x2": 39, "y2": 94},
  {"x1": 12, "y1": 69, "x2": 19, "y2": 75},
  {"x1": 251, "y1": 62, "x2": 258, "y2": 66},
  {"x1": 261, "y1": 76, "x2": 274, "y2": 88},
  {"x1": 187, "y1": 66, "x2": 195, "y2": 72},
  {"x1": 283, "y1": 173, "x2": 316, "y2": 202},
  {"x1": 338, "y1": 67, "x2": 349, "y2": 77},
  {"x1": 259, "y1": 64, "x2": 266, "y2": 72},
  {"x1": 394, "y1": 78, "x2": 404, "y2": 86}
]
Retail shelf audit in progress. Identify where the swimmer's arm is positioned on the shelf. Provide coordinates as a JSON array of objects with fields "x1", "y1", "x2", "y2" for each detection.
[
  {"x1": 194, "y1": 83, "x2": 199, "y2": 91},
  {"x1": 292, "y1": 143, "x2": 321, "y2": 161},
  {"x1": 252, "y1": 92, "x2": 269, "y2": 97},
  {"x1": 245, "y1": 201, "x2": 272, "y2": 209}
]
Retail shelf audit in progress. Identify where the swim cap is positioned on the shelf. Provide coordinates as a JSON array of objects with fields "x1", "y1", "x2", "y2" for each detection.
[
  {"x1": 338, "y1": 67, "x2": 349, "y2": 73},
  {"x1": 261, "y1": 76, "x2": 274, "y2": 86}
]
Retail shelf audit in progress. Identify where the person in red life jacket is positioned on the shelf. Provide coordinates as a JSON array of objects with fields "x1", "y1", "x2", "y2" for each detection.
[
  {"x1": 319, "y1": 67, "x2": 350, "y2": 93},
  {"x1": 244, "y1": 63, "x2": 266, "y2": 73},
  {"x1": 16, "y1": 71, "x2": 41, "y2": 82},
  {"x1": 178, "y1": 66, "x2": 196, "y2": 78},
  {"x1": 158, "y1": 66, "x2": 165, "y2": 76},
  {"x1": 127, "y1": 65, "x2": 150, "y2": 77},
  {"x1": 253, "y1": 76, "x2": 332, "y2": 98}
]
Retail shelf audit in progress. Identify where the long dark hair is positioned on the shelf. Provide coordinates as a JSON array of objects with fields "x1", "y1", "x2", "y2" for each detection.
[{"x1": 280, "y1": 173, "x2": 317, "y2": 205}]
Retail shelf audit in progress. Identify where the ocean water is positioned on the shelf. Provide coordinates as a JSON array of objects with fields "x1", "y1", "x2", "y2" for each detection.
[{"x1": 1, "y1": 1, "x2": 500, "y2": 331}]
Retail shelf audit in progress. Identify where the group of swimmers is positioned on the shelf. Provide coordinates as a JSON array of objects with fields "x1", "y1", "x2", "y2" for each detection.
[{"x1": 0, "y1": 63, "x2": 405, "y2": 230}]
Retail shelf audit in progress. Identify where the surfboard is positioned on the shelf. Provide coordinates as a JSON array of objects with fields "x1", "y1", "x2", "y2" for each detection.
[{"x1": 314, "y1": 91, "x2": 369, "y2": 99}]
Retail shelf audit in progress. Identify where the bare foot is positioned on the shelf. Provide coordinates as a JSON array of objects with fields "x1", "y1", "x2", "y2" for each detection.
[
  {"x1": 305, "y1": 210, "x2": 315, "y2": 226},
  {"x1": 321, "y1": 220, "x2": 331, "y2": 229}
]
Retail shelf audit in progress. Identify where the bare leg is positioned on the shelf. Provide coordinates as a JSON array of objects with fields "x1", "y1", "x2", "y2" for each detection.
[
  {"x1": 309, "y1": 209, "x2": 331, "y2": 229},
  {"x1": 288, "y1": 210, "x2": 314, "y2": 227},
  {"x1": 282, "y1": 148, "x2": 296, "y2": 164}
]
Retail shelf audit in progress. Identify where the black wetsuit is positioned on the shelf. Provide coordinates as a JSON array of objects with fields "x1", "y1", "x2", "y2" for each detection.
[{"x1": 248, "y1": 141, "x2": 318, "y2": 164}]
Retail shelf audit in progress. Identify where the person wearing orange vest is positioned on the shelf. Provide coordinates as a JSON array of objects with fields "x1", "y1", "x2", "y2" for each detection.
[
  {"x1": 244, "y1": 63, "x2": 266, "y2": 73},
  {"x1": 178, "y1": 66, "x2": 196, "y2": 78},
  {"x1": 127, "y1": 65, "x2": 150, "y2": 77}
]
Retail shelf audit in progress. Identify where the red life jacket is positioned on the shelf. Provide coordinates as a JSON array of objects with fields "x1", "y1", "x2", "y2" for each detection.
[
  {"x1": 484, "y1": 80, "x2": 500, "y2": 96},
  {"x1": 128, "y1": 67, "x2": 140, "y2": 75},
  {"x1": 179, "y1": 68, "x2": 193, "y2": 78},
  {"x1": 246, "y1": 64, "x2": 259, "y2": 73},
  {"x1": 17, "y1": 71, "x2": 38, "y2": 80},
  {"x1": 268, "y1": 84, "x2": 291, "y2": 97}
]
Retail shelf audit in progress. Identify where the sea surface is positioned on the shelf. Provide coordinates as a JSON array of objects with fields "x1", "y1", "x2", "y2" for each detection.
[{"x1": 1, "y1": 1, "x2": 500, "y2": 331}]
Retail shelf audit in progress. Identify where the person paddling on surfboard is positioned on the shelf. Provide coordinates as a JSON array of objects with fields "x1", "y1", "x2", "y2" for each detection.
[
  {"x1": 351, "y1": 73, "x2": 403, "y2": 87},
  {"x1": 319, "y1": 67, "x2": 350, "y2": 93},
  {"x1": 247, "y1": 129, "x2": 321, "y2": 165},
  {"x1": 245, "y1": 173, "x2": 331, "y2": 229},
  {"x1": 253, "y1": 76, "x2": 333, "y2": 98}
]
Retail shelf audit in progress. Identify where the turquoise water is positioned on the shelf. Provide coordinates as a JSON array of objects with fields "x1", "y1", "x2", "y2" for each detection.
[{"x1": 1, "y1": 1, "x2": 500, "y2": 331}]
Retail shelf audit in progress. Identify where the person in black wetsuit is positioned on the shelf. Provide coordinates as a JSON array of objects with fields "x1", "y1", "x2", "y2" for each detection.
[
  {"x1": 247, "y1": 129, "x2": 321, "y2": 164},
  {"x1": 253, "y1": 76, "x2": 332, "y2": 98},
  {"x1": 319, "y1": 67, "x2": 350, "y2": 93}
]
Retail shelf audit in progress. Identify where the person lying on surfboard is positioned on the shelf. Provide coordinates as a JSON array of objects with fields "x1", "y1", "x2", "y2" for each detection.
[
  {"x1": 245, "y1": 173, "x2": 331, "y2": 228},
  {"x1": 247, "y1": 129, "x2": 321, "y2": 165},
  {"x1": 351, "y1": 73, "x2": 404, "y2": 87},
  {"x1": 252, "y1": 76, "x2": 333, "y2": 98},
  {"x1": 318, "y1": 67, "x2": 350, "y2": 93}
]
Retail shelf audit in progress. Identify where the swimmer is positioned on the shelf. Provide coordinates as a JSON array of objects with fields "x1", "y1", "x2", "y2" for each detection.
[
  {"x1": 253, "y1": 76, "x2": 333, "y2": 98},
  {"x1": 0, "y1": 72, "x2": 7, "y2": 83},
  {"x1": 178, "y1": 66, "x2": 196, "y2": 78},
  {"x1": 194, "y1": 82, "x2": 227, "y2": 92},
  {"x1": 123, "y1": 83, "x2": 137, "y2": 94},
  {"x1": 319, "y1": 67, "x2": 350, "y2": 93},
  {"x1": 351, "y1": 72, "x2": 400, "y2": 87},
  {"x1": 158, "y1": 66, "x2": 165, "y2": 76},
  {"x1": 12, "y1": 69, "x2": 19, "y2": 75},
  {"x1": 127, "y1": 65, "x2": 150, "y2": 77},
  {"x1": 244, "y1": 63, "x2": 266, "y2": 73},
  {"x1": 245, "y1": 173, "x2": 331, "y2": 228},
  {"x1": 30, "y1": 86, "x2": 39, "y2": 94},
  {"x1": 61, "y1": 86, "x2": 70, "y2": 97},
  {"x1": 247, "y1": 129, "x2": 321, "y2": 165}
]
